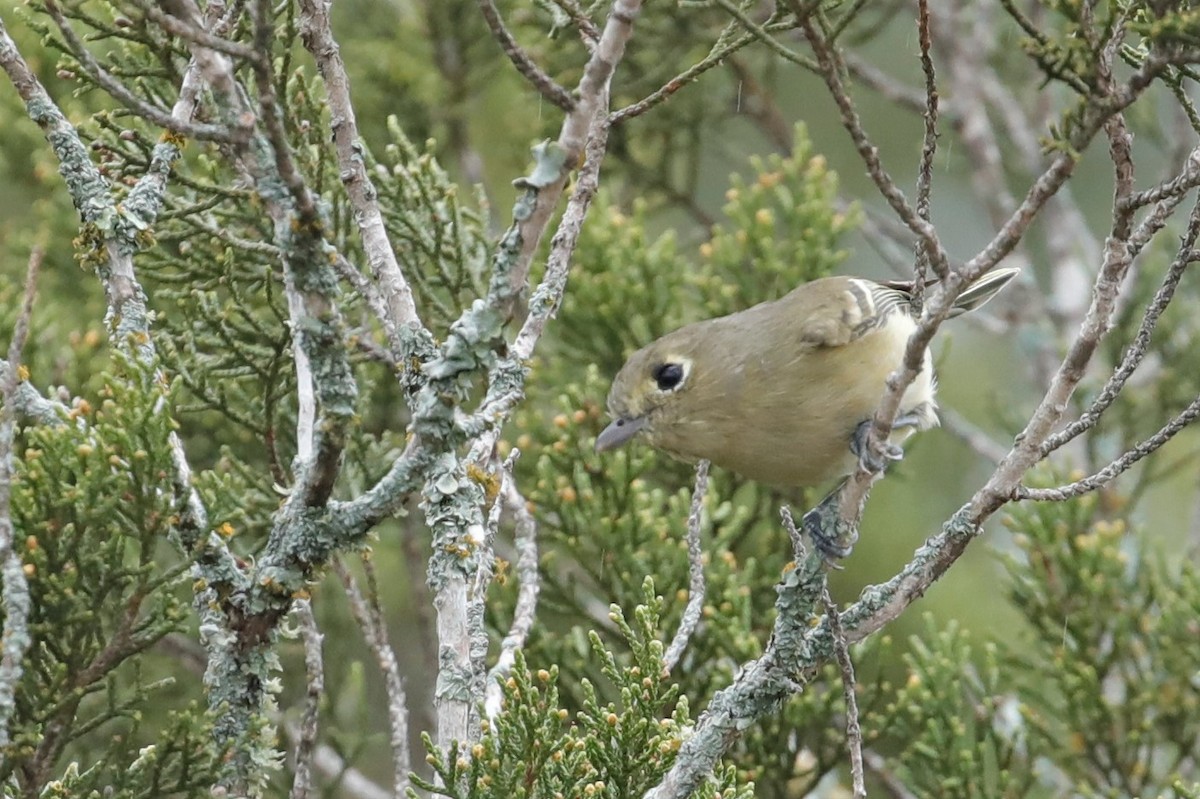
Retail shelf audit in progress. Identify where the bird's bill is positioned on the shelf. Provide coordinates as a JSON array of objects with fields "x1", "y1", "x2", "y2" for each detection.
[{"x1": 595, "y1": 416, "x2": 647, "y2": 453}]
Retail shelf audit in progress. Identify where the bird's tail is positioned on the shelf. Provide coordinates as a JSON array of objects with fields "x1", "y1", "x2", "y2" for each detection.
[{"x1": 949, "y1": 267, "x2": 1020, "y2": 317}]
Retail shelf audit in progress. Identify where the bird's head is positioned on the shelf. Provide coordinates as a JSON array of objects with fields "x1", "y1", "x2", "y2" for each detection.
[{"x1": 595, "y1": 328, "x2": 704, "y2": 454}]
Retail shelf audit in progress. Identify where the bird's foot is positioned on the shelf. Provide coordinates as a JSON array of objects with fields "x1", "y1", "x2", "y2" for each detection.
[
  {"x1": 802, "y1": 487, "x2": 859, "y2": 561},
  {"x1": 850, "y1": 419, "x2": 904, "y2": 474}
]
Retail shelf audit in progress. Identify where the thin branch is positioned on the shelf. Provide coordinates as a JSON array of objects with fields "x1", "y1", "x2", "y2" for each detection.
[
  {"x1": 911, "y1": 0, "x2": 939, "y2": 307},
  {"x1": 610, "y1": 26, "x2": 753, "y2": 125},
  {"x1": 781, "y1": 506, "x2": 807, "y2": 562},
  {"x1": 334, "y1": 558, "x2": 411, "y2": 796},
  {"x1": 1021, "y1": 392, "x2": 1200, "y2": 502},
  {"x1": 477, "y1": 0, "x2": 575, "y2": 111},
  {"x1": 0, "y1": 247, "x2": 43, "y2": 748},
  {"x1": 282, "y1": 722, "x2": 392, "y2": 799},
  {"x1": 551, "y1": 0, "x2": 601, "y2": 45},
  {"x1": 289, "y1": 601, "x2": 323, "y2": 799},
  {"x1": 939, "y1": 406, "x2": 1010, "y2": 465},
  {"x1": 713, "y1": 0, "x2": 818, "y2": 72},
  {"x1": 42, "y1": 0, "x2": 240, "y2": 143},
  {"x1": 130, "y1": 0, "x2": 258, "y2": 60},
  {"x1": 821, "y1": 586, "x2": 865, "y2": 799},
  {"x1": 1123, "y1": 147, "x2": 1200, "y2": 211},
  {"x1": 1042, "y1": 194, "x2": 1200, "y2": 456},
  {"x1": 863, "y1": 749, "x2": 919, "y2": 799},
  {"x1": 664, "y1": 460, "x2": 709, "y2": 674},
  {"x1": 298, "y1": 0, "x2": 424, "y2": 347},
  {"x1": 799, "y1": 13, "x2": 952, "y2": 278},
  {"x1": 485, "y1": 468, "x2": 541, "y2": 719}
]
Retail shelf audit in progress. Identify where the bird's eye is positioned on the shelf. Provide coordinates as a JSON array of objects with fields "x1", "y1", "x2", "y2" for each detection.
[{"x1": 652, "y1": 362, "x2": 685, "y2": 391}]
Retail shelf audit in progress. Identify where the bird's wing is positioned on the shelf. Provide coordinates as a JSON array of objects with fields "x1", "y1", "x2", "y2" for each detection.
[{"x1": 797, "y1": 279, "x2": 910, "y2": 348}]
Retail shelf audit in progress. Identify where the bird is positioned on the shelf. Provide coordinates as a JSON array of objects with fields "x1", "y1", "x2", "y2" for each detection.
[{"x1": 595, "y1": 268, "x2": 1019, "y2": 555}]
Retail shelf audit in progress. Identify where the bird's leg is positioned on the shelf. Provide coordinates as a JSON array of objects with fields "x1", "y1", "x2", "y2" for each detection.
[
  {"x1": 811, "y1": 406, "x2": 936, "y2": 560},
  {"x1": 802, "y1": 481, "x2": 858, "y2": 561}
]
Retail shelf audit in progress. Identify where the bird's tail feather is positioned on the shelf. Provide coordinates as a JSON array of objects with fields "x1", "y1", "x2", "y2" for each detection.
[{"x1": 948, "y1": 267, "x2": 1020, "y2": 317}]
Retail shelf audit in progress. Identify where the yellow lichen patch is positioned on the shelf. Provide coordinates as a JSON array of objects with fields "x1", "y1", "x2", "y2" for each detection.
[{"x1": 466, "y1": 462, "x2": 501, "y2": 503}]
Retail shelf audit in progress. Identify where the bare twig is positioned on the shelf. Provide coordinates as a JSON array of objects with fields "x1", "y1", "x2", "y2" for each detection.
[
  {"x1": 800, "y1": 14, "x2": 952, "y2": 278},
  {"x1": 1021, "y1": 393, "x2": 1200, "y2": 502},
  {"x1": 940, "y1": 406, "x2": 1010, "y2": 465},
  {"x1": 863, "y1": 749, "x2": 919, "y2": 799},
  {"x1": 912, "y1": 0, "x2": 940, "y2": 307},
  {"x1": 664, "y1": 460, "x2": 709, "y2": 674},
  {"x1": 821, "y1": 586, "x2": 865, "y2": 799},
  {"x1": 610, "y1": 25, "x2": 753, "y2": 125},
  {"x1": 334, "y1": 558, "x2": 412, "y2": 796},
  {"x1": 289, "y1": 601, "x2": 323, "y2": 799},
  {"x1": 0, "y1": 247, "x2": 43, "y2": 747},
  {"x1": 131, "y1": 0, "x2": 256, "y2": 59},
  {"x1": 714, "y1": 0, "x2": 818, "y2": 72},
  {"x1": 282, "y1": 722, "x2": 392, "y2": 799},
  {"x1": 485, "y1": 469, "x2": 542, "y2": 719},
  {"x1": 552, "y1": 0, "x2": 601, "y2": 45},
  {"x1": 477, "y1": 0, "x2": 575, "y2": 111}
]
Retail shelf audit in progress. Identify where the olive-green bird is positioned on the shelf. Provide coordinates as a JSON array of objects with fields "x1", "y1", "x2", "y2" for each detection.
[{"x1": 596, "y1": 269, "x2": 1018, "y2": 495}]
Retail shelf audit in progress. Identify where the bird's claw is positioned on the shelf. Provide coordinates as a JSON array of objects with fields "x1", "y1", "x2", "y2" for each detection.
[
  {"x1": 802, "y1": 489, "x2": 858, "y2": 562},
  {"x1": 850, "y1": 419, "x2": 904, "y2": 474}
]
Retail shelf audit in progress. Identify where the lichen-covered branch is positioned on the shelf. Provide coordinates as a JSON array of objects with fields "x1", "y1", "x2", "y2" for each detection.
[
  {"x1": 0, "y1": 248, "x2": 41, "y2": 748},
  {"x1": 496, "y1": 0, "x2": 644, "y2": 316},
  {"x1": 644, "y1": 535, "x2": 828, "y2": 799},
  {"x1": 0, "y1": 359, "x2": 68, "y2": 427}
]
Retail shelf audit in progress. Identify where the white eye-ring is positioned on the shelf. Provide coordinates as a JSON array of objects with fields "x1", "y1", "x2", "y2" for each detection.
[{"x1": 651, "y1": 358, "x2": 691, "y2": 392}]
